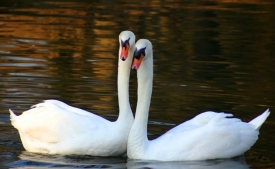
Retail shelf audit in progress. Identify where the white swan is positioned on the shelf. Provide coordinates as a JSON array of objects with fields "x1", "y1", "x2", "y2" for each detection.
[
  {"x1": 127, "y1": 39, "x2": 270, "y2": 161},
  {"x1": 9, "y1": 30, "x2": 135, "y2": 156}
]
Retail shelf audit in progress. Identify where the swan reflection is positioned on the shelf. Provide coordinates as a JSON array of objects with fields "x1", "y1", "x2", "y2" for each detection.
[
  {"x1": 6, "y1": 151, "x2": 126, "y2": 168},
  {"x1": 5, "y1": 151, "x2": 250, "y2": 169},
  {"x1": 127, "y1": 156, "x2": 249, "y2": 169}
]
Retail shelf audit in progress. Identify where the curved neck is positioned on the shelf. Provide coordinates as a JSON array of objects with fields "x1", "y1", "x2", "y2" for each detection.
[
  {"x1": 116, "y1": 46, "x2": 134, "y2": 124},
  {"x1": 128, "y1": 57, "x2": 153, "y2": 155}
]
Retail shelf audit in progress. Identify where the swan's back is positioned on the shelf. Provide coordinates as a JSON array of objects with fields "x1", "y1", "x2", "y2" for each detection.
[
  {"x1": 146, "y1": 110, "x2": 269, "y2": 161},
  {"x1": 10, "y1": 101, "x2": 118, "y2": 155}
]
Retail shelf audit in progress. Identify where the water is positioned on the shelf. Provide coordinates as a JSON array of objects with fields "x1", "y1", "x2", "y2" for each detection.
[{"x1": 0, "y1": 0, "x2": 275, "y2": 168}]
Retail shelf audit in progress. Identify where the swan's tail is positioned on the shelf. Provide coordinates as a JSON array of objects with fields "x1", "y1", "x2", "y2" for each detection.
[
  {"x1": 9, "y1": 109, "x2": 17, "y2": 122},
  {"x1": 249, "y1": 109, "x2": 270, "y2": 130}
]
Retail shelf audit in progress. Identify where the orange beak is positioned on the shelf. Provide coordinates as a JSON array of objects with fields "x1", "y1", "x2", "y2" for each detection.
[
  {"x1": 120, "y1": 44, "x2": 129, "y2": 61},
  {"x1": 132, "y1": 54, "x2": 145, "y2": 70}
]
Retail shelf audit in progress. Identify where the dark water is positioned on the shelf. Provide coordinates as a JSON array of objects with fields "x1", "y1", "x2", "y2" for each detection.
[{"x1": 0, "y1": 0, "x2": 275, "y2": 168}]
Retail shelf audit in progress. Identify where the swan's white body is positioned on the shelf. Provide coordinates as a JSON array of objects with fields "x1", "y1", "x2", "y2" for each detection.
[
  {"x1": 9, "y1": 31, "x2": 136, "y2": 156},
  {"x1": 127, "y1": 39, "x2": 270, "y2": 161}
]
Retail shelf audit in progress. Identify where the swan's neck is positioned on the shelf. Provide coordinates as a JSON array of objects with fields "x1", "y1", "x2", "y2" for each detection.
[
  {"x1": 128, "y1": 59, "x2": 153, "y2": 156},
  {"x1": 116, "y1": 47, "x2": 134, "y2": 125}
]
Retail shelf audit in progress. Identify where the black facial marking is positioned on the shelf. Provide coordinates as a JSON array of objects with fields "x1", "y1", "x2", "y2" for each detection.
[
  {"x1": 121, "y1": 38, "x2": 130, "y2": 47},
  {"x1": 134, "y1": 47, "x2": 146, "y2": 59}
]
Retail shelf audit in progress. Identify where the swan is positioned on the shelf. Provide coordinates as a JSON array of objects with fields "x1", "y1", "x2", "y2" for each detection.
[
  {"x1": 9, "y1": 30, "x2": 135, "y2": 156},
  {"x1": 127, "y1": 39, "x2": 270, "y2": 161}
]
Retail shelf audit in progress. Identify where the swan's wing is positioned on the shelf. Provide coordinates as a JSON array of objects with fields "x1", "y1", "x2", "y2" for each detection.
[
  {"x1": 165, "y1": 111, "x2": 233, "y2": 134},
  {"x1": 11, "y1": 102, "x2": 108, "y2": 144},
  {"x1": 150, "y1": 112, "x2": 258, "y2": 160},
  {"x1": 32, "y1": 99, "x2": 100, "y2": 118}
]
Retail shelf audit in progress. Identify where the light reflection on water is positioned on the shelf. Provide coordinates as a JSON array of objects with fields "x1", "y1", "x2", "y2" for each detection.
[
  {"x1": 7, "y1": 152, "x2": 127, "y2": 169},
  {"x1": 0, "y1": 0, "x2": 275, "y2": 168},
  {"x1": 4, "y1": 152, "x2": 250, "y2": 169},
  {"x1": 127, "y1": 156, "x2": 250, "y2": 169}
]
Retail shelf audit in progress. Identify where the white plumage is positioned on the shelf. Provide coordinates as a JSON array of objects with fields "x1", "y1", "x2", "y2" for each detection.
[
  {"x1": 9, "y1": 31, "x2": 136, "y2": 156},
  {"x1": 127, "y1": 39, "x2": 270, "y2": 161}
]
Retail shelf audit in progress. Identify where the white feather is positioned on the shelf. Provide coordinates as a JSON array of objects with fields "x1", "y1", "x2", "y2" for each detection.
[
  {"x1": 9, "y1": 31, "x2": 136, "y2": 156},
  {"x1": 127, "y1": 39, "x2": 270, "y2": 161}
]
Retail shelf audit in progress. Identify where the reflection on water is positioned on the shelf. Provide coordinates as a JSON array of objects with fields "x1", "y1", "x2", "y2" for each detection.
[
  {"x1": 4, "y1": 152, "x2": 250, "y2": 169},
  {"x1": 6, "y1": 152, "x2": 127, "y2": 168},
  {"x1": 127, "y1": 156, "x2": 249, "y2": 169},
  {"x1": 0, "y1": 0, "x2": 275, "y2": 168}
]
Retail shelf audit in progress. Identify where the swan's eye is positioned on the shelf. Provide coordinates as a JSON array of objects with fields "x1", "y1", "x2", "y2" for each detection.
[
  {"x1": 121, "y1": 38, "x2": 130, "y2": 47},
  {"x1": 134, "y1": 47, "x2": 146, "y2": 59}
]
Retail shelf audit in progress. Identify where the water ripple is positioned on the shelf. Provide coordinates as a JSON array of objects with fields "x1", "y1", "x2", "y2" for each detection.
[
  {"x1": 0, "y1": 63, "x2": 47, "y2": 67},
  {"x1": 0, "y1": 56, "x2": 47, "y2": 62}
]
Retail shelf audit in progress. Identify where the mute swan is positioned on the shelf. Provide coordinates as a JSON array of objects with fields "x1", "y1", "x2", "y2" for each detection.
[
  {"x1": 127, "y1": 39, "x2": 270, "y2": 161},
  {"x1": 9, "y1": 30, "x2": 135, "y2": 156}
]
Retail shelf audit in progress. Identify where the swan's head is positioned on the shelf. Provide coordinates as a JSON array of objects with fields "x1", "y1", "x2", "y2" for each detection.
[
  {"x1": 132, "y1": 39, "x2": 153, "y2": 70},
  {"x1": 119, "y1": 31, "x2": 136, "y2": 61}
]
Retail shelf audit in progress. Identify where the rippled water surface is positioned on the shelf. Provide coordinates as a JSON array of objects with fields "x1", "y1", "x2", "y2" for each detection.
[{"x1": 0, "y1": 0, "x2": 275, "y2": 168}]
